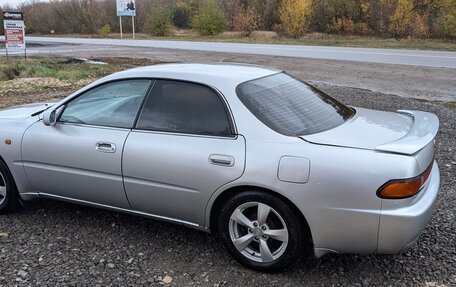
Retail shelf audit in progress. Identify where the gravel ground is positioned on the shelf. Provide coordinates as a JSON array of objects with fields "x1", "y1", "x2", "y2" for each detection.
[{"x1": 0, "y1": 75, "x2": 455, "y2": 286}]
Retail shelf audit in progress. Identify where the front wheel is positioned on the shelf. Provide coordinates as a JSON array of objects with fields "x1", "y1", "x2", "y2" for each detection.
[
  {"x1": 218, "y1": 191, "x2": 309, "y2": 271},
  {"x1": 0, "y1": 160, "x2": 18, "y2": 214}
]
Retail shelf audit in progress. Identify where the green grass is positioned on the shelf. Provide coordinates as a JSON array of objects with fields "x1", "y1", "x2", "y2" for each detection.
[
  {"x1": 0, "y1": 58, "x2": 116, "y2": 81},
  {"x1": 40, "y1": 32, "x2": 456, "y2": 52}
]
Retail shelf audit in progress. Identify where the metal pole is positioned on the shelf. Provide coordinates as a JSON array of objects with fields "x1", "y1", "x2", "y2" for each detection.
[
  {"x1": 5, "y1": 46, "x2": 9, "y2": 61},
  {"x1": 119, "y1": 16, "x2": 123, "y2": 39},
  {"x1": 132, "y1": 16, "x2": 135, "y2": 39}
]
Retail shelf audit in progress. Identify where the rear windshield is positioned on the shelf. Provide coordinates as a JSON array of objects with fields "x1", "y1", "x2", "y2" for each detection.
[{"x1": 237, "y1": 73, "x2": 355, "y2": 136}]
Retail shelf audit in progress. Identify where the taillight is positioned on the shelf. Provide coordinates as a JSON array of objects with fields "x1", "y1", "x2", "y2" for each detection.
[{"x1": 377, "y1": 162, "x2": 433, "y2": 199}]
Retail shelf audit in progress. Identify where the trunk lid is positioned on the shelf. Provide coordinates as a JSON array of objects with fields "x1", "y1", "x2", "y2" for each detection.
[{"x1": 300, "y1": 107, "x2": 439, "y2": 155}]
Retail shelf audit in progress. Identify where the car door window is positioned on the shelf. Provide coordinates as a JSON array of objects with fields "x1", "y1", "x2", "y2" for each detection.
[
  {"x1": 60, "y1": 79, "x2": 152, "y2": 128},
  {"x1": 136, "y1": 80, "x2": 233, "y2": 137}
]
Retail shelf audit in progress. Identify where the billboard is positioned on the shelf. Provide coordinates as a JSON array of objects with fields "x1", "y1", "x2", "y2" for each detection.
[
  {"x1": 117, "y1": 0, "x2": 136, "y2": 17},
  {"x1": 3, "y1": 12, "x2": 26, "y2": 51}
]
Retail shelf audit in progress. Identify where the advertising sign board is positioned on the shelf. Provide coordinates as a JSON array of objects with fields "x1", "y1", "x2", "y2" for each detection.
[
  {"x1": 116, "y1": 0, "x2": 136, "y2": 17},
  {"x1": 3, "y1": 12, "x2": 26, "y2": 52}
]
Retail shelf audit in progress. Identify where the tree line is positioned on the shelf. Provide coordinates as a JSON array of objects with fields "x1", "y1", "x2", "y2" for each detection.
[{"x1": 1, "y1": 0, "x2": 455, "y2": 39}]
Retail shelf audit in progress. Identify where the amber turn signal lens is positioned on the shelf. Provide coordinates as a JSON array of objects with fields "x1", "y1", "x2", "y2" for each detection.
[
  {"x1": 377, "y1": 162, "x2": 433, "y2": 199},
  {"x1": 378, "y1": 178, "x2": 422, "y2": 199}
]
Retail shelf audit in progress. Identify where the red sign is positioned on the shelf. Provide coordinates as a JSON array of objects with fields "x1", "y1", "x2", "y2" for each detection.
[
  {"x1": 5, "y1": 28, "x2": 24, "y2": 44},
  {"x1": 3, "y1": 12, "x2": 26, "y2": 51}
]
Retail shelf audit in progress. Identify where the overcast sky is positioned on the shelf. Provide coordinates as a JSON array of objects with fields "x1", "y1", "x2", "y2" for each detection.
[{"x1": 0, "y1": 0, "x2": 49, "y2": 8}]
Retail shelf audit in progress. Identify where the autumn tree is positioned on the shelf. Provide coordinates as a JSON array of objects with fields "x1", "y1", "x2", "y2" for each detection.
[
  {"x1": 437, "y1": 0, "x2": 456, "y2": 38},
  {"x1": 0, "y1": 0, "x2": 454, "y2": 39},
  {"x1": 389, "y1": 0, "x2": 415, "y2": 37},
  {"x1": 310, "y1": 0, "x2": 344, "y2": 33},
  {"x1": 222, "y1": 0, "x2": 243, "y2": 30},
  {"x1": 248, "y1": 0, "x2": 281, "y2": 31},
  {"x1": 233, "y1": 4, "x2": 260, "y2": 36},
  {"x1": 280, "y1": 0, "x2": 312, "y2": 38}
]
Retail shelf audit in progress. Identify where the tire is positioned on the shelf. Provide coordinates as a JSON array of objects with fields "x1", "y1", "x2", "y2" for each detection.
[
  {"x1": 0, "y1": 159, "x2": 19, "y2": 214},
  {"x1": 218, "y1": 191, "x2": 308, "y2": 272}
]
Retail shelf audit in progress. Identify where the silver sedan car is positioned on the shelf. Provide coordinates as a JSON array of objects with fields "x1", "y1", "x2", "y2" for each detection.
[{"x1": 0, "y1": 64, "x2": 440, "y2": 271}]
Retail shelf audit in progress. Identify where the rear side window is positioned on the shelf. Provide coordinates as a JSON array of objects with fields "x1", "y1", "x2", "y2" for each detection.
[
  {"x1": 136, "y1": 80, "x2": 233, "y2": 137},
  {"x1": 237, "y1": 73, "x2": 354, "y2": 136}
]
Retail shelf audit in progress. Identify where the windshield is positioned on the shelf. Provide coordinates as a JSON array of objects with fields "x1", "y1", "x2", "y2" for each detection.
[{"x1": 236, "y1": 73, "x2": 355, "y2": 136}]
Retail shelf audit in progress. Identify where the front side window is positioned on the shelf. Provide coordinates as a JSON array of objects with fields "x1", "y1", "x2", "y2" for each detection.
[
  {"x1": 237, "y1": 73, "x2": 354, "y2": 136},
  {"x1": 60, "y1": 80, "x2": 152, "y2": 128},
  {"x1": 136, "y1": 80, "x2": 232, "y2": 137}
]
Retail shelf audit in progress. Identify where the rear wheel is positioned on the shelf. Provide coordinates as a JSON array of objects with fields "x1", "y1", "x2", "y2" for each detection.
[
  {"x1": 218, "y1": 191, "x2": 308, "y2": 271},
  {"x1": 0, "y1": 160, "x2": 18, "y2": 214}
]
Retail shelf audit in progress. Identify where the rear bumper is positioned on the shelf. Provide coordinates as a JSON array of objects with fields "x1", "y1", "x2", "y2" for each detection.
[{"x1": 377, "y1": 161, "x2": 440, "y2": 253}]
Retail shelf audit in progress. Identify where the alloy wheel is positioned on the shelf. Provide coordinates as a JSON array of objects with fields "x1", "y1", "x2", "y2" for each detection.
[
  {"x1": 228, "y1": 202, "x2": 289, "y2": 263},
  {"x1": 0, "y1": 171, "x2": 6, "y2": 205}
]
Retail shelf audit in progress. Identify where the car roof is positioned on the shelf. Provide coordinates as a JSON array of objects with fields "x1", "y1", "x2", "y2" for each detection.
[{"x1": 104, "y1": 63, "x2": 282, "y2": 86}]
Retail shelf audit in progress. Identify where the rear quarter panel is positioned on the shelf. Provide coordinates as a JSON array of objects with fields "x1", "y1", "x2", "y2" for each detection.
[{"x1": 207, "y1": 134, "x2": 420, "y2": 254}]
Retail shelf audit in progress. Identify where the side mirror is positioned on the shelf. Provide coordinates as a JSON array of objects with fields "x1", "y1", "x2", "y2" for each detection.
[{"x1": 43, "y1": 105, "x2": 65, "y2": 126}]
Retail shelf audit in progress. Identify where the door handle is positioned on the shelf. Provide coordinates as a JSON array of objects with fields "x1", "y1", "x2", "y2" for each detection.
[
  {"x1": 95, "y1": 142, "x2": 116, "y2": 153},
  {"x1": 209, "y1": 154, "x2": 235, "y2": 167}
]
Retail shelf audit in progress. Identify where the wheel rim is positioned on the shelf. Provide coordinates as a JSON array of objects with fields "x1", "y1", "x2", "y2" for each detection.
[
  {"x1": 0, "y1": 171, "x2": 6, "y2": 205},
  {"x1": 228, "y1": 202, "x2": 289, "y2": 263}
]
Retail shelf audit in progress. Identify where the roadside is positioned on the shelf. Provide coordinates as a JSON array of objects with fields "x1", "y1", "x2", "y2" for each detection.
[
  {"x1": 30, "y1": 31, "x2": 456, "y2": 52},
  {"x1": 1, "y1": 44, "x2": 455, "y2": 104}
]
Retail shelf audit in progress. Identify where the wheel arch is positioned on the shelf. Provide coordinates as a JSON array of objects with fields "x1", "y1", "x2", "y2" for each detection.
[
  {"x1": 0, "y1": 154, "x2": 19, "y2": 190},
  {"x1": 208, "y1": 185, "x2": 313, "y2": 244}
]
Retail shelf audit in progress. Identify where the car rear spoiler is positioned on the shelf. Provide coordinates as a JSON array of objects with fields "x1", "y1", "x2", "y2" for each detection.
[{"x1": 375, "y1": 110, "x2": 439, "y2": 155}]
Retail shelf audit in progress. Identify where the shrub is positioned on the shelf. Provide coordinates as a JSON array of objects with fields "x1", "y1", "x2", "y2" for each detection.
[
  {"x1": 98, "y1": 24, "x2": 111, "y2": 38},
  {"x1": 192, "y1": 1, "x2": 228, "y2": 36},
  {"x1": 328, "y1": 18, "x2": 356, "y2": 34},
  {"x1": 0, "y1": 63, "x2": 26, "y2": 81},
  {"x1": 354, "y1": 22, "x2": 372, "y2": 36},
  {"x1": 171, "y1": 1, "x2": 192, "y2": 29},
  {"x1": 233, "y1": 6, "x2": 260, "y2": 37},
  {"x1": 439, "y1": 14, "x2": 456, "y2": 38},
  {"x1": 437, "y1": 0, "x2": 456, "y2": 38},
  {"x1": 145, "y1": 9, "x2": 174, "y2": 36},
  {"x1": 279, "y1": 0, "x2": 312, "y2": 38}
]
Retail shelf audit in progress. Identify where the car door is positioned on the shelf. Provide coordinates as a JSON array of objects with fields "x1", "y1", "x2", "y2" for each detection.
[
  {"x1": 122, "y1": 80, "x2": 245, "y2": 226},
  {"x1": 21, "y1": 79, "x2": 152, "y2": 208}
]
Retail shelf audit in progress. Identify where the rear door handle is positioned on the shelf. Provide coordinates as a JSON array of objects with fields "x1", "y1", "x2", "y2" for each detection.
[
  {"x1": 209, "y1": 154, "x2": 235, "y2": 167},
  {"x1": 95, "y1": 142, "x2": 116, "y2": 153}
]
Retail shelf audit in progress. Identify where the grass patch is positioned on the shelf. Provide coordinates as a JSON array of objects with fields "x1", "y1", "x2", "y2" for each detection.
[
  {"x1": 0, "y1": 58, "x2": 117, "y2": 82},
  {"x1": 444, "y1": 102, "x2": 456, "y2": 109}
]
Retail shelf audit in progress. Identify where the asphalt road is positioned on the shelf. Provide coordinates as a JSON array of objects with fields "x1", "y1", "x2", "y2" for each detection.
[{"x1": 4, "y1": 36, "x2": 456, "y2": 69}]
